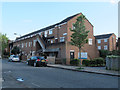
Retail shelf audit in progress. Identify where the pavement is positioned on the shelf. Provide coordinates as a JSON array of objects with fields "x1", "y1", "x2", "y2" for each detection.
[{"x1": 21, "y1": 60, "x2": 120, "y2": 77}]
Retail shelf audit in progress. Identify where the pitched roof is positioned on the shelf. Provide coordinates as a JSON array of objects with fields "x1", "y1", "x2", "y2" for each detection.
[
  {"x1": 16, "y1": 13, "x2": 80, "y2": 40},
  {"x1": 95, "y1": 33, "x2": 113, "y2": 39}
]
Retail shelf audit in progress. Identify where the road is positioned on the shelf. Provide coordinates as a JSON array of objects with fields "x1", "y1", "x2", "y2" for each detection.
[{"x1": 1, "y1": 59, "x2": 119, "y2": 88}]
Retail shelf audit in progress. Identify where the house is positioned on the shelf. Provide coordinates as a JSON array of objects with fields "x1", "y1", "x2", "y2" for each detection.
[
  {"x1": 118, "y1": 37, "x2": 120, "y2": 50},
  {"x1": 12, "y1": 13, "x2": 99, "y2": 65},
  {"x1": 95, "y1": 33, "x2": 116, "y2": 51}
]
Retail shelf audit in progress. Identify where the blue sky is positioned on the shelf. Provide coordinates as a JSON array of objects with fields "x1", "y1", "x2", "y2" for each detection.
[{"x1": 2, "y1": 2, "x2": 118, "y2": 40}]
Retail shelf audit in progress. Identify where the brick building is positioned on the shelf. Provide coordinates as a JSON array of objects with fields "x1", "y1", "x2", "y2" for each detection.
[
  {"x1": 12, "y1": 13, "x2": 99, "y2": 65},
  {"x1": 118, "y1": 37, "x2": 120, "y2": 50},
  {"x1": 95, "y1": 33, "x2": 116, "y2": 51}
]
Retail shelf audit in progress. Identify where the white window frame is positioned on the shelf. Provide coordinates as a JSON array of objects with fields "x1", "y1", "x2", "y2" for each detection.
[
  {"x1": 60, "y1": 37, "x2": 65, "y2": 42},
  {"x1": 49, "y1": 29, "x2": 53, "y2": 34},
  {"x1": 72, "y1": 23, "x2": 75, "y2": 30},
  {"x1": 29, "y1": 42, "x2": 31, "y2": 47},
  {"x1": 44, "y1": 31, "x2": 48, "y2": 37},
  {"x1": 33, "y1": 40, "x2": 36, "y2": 47},
  {"x1": 63, "y1": 33, "x2": 67, "y2": 36},
  {"x1": 22, "y1": 43, "x2": 24, "y2": 48},
  {"x1": 98, "y1": 46, "x2": 101, "y2": 50},
  {"x1": 104, "y1": 45, "x2": 108, "y2": 50},
  {"x1": 97, "y1": 40, "x2": 101, "y2": 44},
  {"x1": 26, "y1": 42, "x2": 27, "y2": 47},
  {"x1": 104, "y1": 39, "x2": 108, "y2": 42},
  {"x1": 51, "y1": 40, "x2": 53, "y2": 43},
  {"x1": 89, "y1": 38, "x2": 92, "y2": 45}
]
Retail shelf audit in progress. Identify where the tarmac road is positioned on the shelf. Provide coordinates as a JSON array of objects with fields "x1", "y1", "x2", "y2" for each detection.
[{"x1": 2, "y1": 59, "x2": 119, "y2": 88}]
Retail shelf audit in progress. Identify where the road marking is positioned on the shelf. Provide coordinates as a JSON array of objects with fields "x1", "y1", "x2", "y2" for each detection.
[
  {"x1": 17, "y1": 78, "x2": 24, "y2": 82},
  {"x1": 32, "y1": 83, "x2": 40, "y2": 87}
]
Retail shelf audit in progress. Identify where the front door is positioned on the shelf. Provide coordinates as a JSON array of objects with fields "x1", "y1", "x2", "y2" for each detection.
[{"x1": 70, "y1": 52, "x2": 74, "y2": 60}]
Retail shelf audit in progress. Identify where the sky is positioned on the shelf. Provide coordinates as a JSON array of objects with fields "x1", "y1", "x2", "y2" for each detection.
[{"x1": 1, "y1": 0, "x2": 119, "y2": 40}]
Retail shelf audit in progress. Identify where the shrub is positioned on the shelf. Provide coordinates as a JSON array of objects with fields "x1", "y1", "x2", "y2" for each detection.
[
  {"x1": 93, "y1": 57, "x2": 104, "y2": 66},
  {"x1": 82, "y1": 60, "x2": 90, "y2": 66},
  {"x1": 99, "y1": 50, "x2": 110, "y2": 58},
  {"x1": 70, "y1": 59, "x2": 79, "y2": 66}
]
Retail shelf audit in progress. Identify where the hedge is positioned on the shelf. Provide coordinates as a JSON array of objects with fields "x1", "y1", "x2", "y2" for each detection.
[
  {"x1": 82, "y1": 57, "x2": 105, "y2": 67},
  {"x1": 70, "y1": 59, "x2": 79, "y2": 66}
]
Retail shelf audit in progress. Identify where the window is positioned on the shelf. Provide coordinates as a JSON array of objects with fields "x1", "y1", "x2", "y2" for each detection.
[
  {"x1": 104, "y1": 39, "x2": 107, "y2": 42},
  {"x1": 33, "y1": 40, "x2": 36, "y2": 47},
  {"x1": 26, "y1": 43, "x2": 27, "y2": 47},
  {"x1": 39, "y1": 32, "x2": 41, "y2": 35},
  {"x1": 55, "y1": 38, "x2": 58, "y2": 43},
  {"x1": 22, "y1": 43, "x2": 24, "y2": 48},
  {"x1": 104, "y1": 45, "x2": 108, "y2": 50},
  {"x1": 89, "y1": 38, "x2": 92, "y2": 45},
  {"x1": 97, "y1": 40, "x2": 101, "y2": 43},
  {"x1": 98, "y1": 46, "x2": 101, "y2": 50},
  {"x1": 29, "y1": 42, "x2": 31, "y2": 47},
  {"x1": 60, "y1": 37, "x2": 65, "y2": 42},
  {"x1": 51, "y1": 40, "x2": 53, "y2": 43},
  {"x1": 63, "y1": 33, "x2": 67, "y2": 36},
  {"x1": 49, "y1": 29, "x2": 53, "y2": 34},
  {"x1": 44, "y1": 31, "x2": 48, "y2": 37},
  {"x1": 72, "y1": 23, "x2": 75, "y2": 30}
]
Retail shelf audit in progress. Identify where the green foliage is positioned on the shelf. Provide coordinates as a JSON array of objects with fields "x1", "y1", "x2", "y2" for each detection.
[
  {"x1": 99, "y1": 50, "x2": 120, "y2": 59},
  {"x1": 82, "y1": 57, "x2": 105, "y2": 67},
  {"x1": 0, "y1": 33, "x2": 9, "y2": 56},
  {"x1": 69, "y1": 14, "x2": 89, "y2": 49},
  {"x1": 99, "y1": 50, "x2": 110, "y2": 58},
  {"x1": 93, "y1": 57, "x2": 104, "y2": 66},
  {"x1": 11, "y1": 46, "x2": 20, "y2": 55},
  {"x1": 82, "y1": 60, "x2": 90, "y2": 66},
  {"x1": 70, "y1": 59, "x2": 80, "y2": 66}
]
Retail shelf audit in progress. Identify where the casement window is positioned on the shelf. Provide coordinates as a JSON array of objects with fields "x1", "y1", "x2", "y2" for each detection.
[
  {"x1": 33, "y1": 40, "x2": 36, "y2": 47},
  {"x1": 98, "y1": 46, "x2": 101, "y2": 50},
  {"x1": 26, "y1": 43, "x2": 27, "y2": 47},
  {"x1": 72, "y1": 23, "x2": 75, "y2": 30},
  {"x1": 88, "y1": 38, "x2": 92, "y2": 45},
  {"x1": 104, "y1": 45, "x2": 108, "y2": 50},
  {"x1": 44, "y1": 31, "x2": 48, "y2": 37},
  {"x1": 22, "y1": 43, "x2": 24, "y2": 48},
  {"x1": 39, "y1": 32, "x2": 41, "y2": 35},
  {"x1": 29, "y1": 42, "x2": 31, "y2": 47},
  {"x1": 49, "y1": 29, "x2": 53, "y2": 34},
  {"x1": 104, "y1": 39, "x2": 108, "y2": 42},
  {"x1": 97, "y1": 40, "x2": 101, "y2": 44},
  {"x1": 63, "y1": 33, "x2": 67, "y2": 36},
  {"x1": 55, "y1": 38, "x2": 58, "y2": 43},
  {"x1": 60, "y1": 37, "x2": 65, "y2": 42},
  {"x1": 51, "y1": 40, "x2": 53, "y2": 43}
]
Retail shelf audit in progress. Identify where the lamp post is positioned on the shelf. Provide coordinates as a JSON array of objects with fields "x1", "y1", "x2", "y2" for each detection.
[{"x1": 14, "y1": 33, "x2": 22, "y2": 60}]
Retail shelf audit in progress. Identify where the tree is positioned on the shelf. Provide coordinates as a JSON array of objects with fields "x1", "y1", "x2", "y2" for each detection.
[
  {"x1": 70, "y1": 14, "x2": 89, "y2": 68},
  {"x1": 0, "y1": 33, "x2": 9, "y2": 57},
  {"x1": 11, "y1": 46, "x2": 20, "y2": 55}
]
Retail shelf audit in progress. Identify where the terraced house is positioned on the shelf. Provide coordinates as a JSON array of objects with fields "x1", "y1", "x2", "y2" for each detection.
[
  {"x1": 95, "y1": 33, "x2": 116, "y2": 51},
  {"x1": 12, "y1": 13, "x2": 99, "y2": 65}
]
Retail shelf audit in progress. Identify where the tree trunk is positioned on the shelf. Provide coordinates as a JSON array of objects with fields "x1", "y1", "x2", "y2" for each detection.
[{"x1": 79, "y1": 48, "x2": 81, "y2": 68}]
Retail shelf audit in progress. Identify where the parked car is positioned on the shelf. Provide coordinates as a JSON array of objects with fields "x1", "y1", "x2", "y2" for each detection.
[
  {"x1": 26, "y1": 56, "x2": 47, "y2": 67},
  {"x1": 8, "y1": 55, "x2": 20, "y2": 62}
]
